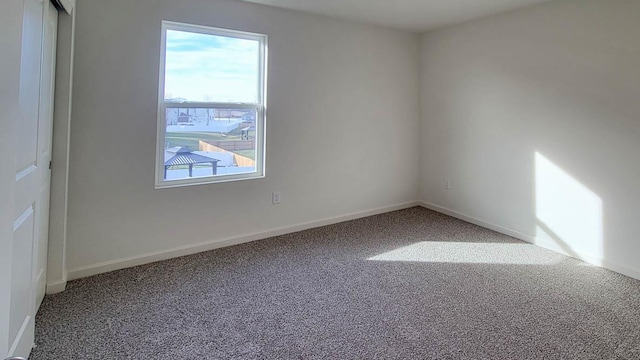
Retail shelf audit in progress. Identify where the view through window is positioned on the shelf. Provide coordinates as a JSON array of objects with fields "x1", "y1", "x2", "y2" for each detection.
[{"x1": 157, "y1": 22, "x2": 266, "y2": 187}]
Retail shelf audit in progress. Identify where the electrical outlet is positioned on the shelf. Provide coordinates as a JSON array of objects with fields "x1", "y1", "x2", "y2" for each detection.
[
  {"x1": 272, "y1": 191, "x2": 281, "y2": 204},
  {"x1": 445, "y1": 180, "x2": 451, "y2": 190}
]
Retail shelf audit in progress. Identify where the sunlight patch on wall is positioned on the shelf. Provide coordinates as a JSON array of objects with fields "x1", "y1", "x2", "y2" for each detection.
[
  {"x1": 367, "y1": 242, "x2": 564, "y2": 265},
  {"x1": 535, "y1": 152, "x2": 603, "y2": 258}
]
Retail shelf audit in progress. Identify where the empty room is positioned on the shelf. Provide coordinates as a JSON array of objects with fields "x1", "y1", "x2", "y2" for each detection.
[{"x1": 2, "y1": 0, "x2": 639, "y2": 358}]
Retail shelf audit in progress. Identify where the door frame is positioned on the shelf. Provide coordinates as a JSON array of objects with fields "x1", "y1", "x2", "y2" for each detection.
[{"x1": 46, "y1": 0, "x2": 75, "y2": 295}]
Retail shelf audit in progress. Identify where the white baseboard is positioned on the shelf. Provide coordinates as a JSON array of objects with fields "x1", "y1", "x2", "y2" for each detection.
[
  {"x1": 67, "y1": 201, "x2": 420, "y2": 281},
  {"x1": 418, "y1": 200, "x2": 640, "y2": 281},
  {"x1": 46, "y1": 280, "x2": 67, "y2": 294},
  {"x1": 63, "y1": 199, "x2": 640, "y2": 284}
]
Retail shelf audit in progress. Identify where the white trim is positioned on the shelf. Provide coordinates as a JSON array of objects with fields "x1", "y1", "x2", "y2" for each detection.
[
  {"x1": 45, "y1": 280, "x2": 67, "y2": 294},
  {"x1": 418, "y1": 201, "x2": 537, "y2": 243},
  {"x1": 162, "y1": 21, "x2": 267, "y2": 42},
  {"x1": 162, "y1": 102, "x2": 260, "y2": 109},
  {"x1": 47, "y1": 5, "x2": 74, "y2": 296},
  {"x1": 67, "y1": 201, "x2": 420, "y2": 280},
  {"x1": 418, "y1": 200, "x2": 640, "y2": 281},
  {"x1": 156, "y1": 173, "x2": 265, "y2": 189}
]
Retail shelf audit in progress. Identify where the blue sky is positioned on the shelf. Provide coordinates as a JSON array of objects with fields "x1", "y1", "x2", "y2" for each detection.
[{"x1": 164, "y1": 30, "x2": 259, "y2": 103}]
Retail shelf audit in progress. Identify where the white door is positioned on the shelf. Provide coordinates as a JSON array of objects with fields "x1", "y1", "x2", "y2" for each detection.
[{"x1": 4, "y1": 0, "x2": 58, "y2": 358}]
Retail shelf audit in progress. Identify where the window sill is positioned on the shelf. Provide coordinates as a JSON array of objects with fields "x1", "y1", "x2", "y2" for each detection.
[{"x1": 155, "y1": 173, "x2": 265, "y2": 189}]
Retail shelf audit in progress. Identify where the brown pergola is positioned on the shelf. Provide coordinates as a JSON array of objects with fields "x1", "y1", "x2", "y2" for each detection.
[{"x1": 164, "y1": 147, "x2": 220, "y2": 179}]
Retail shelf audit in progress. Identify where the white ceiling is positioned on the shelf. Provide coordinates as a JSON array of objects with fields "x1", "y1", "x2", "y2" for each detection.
[{"x1": 239, "y1": 0, "x2": 552, "y2": 32}]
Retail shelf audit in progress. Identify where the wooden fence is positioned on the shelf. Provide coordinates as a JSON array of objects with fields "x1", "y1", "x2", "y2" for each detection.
[
  {"x1": 206, "y1": 140, "x2": 254, "y2": 152},
  {"x1": 198, "y1": 140, "x2": 256, "y2": 167}
]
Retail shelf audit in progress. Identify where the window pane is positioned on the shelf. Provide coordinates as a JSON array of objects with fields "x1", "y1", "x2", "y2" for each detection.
[
  {"x1": 164, "y1": 107, "x2": 258, "y2": 181},
  {"x1": 164, "y1": 30, "x2": 260, "y2": 103}
]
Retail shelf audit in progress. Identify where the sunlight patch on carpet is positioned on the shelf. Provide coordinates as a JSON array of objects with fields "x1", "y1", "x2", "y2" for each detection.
[{"x1": 368, "y1": 241, "x2": 565, "y2": 265}]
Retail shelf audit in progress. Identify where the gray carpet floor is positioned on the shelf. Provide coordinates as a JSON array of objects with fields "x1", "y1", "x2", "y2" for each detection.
[{"x1": 32, "y1": 207, "x2": 640, "y2": 359}]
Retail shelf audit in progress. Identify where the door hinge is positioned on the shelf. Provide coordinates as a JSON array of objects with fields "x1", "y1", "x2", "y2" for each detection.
[{"x1": 49, "y1": 161, "x2": 52, "y2": 170}]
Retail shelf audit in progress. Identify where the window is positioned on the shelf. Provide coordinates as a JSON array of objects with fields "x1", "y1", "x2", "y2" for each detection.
[{"x1": 156, "y1": 21, "x2": 267, "y2": 188}]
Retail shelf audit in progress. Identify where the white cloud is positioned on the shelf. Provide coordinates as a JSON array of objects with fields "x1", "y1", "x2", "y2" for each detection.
[{"x1": 164, "y1": 30, "x2": 260, "y2": 103}]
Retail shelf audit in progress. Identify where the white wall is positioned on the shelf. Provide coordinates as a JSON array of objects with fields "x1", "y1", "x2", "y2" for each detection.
[
  {"x1": 65, "y1": 0, "x2": 420, "y2": 275},
  {"x1": 419, "y1": 0, "x2": 640, "y2": 278}
]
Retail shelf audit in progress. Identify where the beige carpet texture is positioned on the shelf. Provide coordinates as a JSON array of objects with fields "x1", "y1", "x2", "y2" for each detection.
[{"x1": 32, "y1": 207, "x2": 640, "y2": 359}]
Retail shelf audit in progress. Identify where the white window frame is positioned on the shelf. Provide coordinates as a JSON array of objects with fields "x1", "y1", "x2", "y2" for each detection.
[{"x1": 155, "y1": 21, "x2": 267, "y2": 189}]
